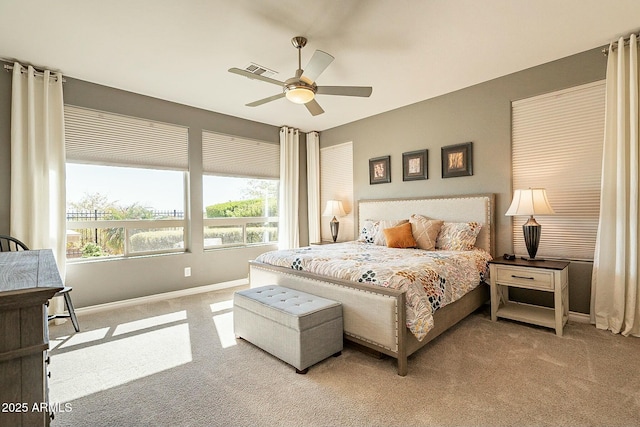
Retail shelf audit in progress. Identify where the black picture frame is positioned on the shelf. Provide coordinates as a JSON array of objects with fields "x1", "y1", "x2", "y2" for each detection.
[
  {"x1": 402, "y1": 149, "x2": 428, "y2": 181},
  {"x1": 369, "y1": 156, "x2": 391, "y2": 184},
  {"x1": 441, "y1": 142, "x2": 473, "y2": 178}
]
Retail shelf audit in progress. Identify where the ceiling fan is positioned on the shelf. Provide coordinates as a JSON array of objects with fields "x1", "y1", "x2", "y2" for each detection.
[{"x1": 228, "y1": 36, "x2": 373, "y2": 116}]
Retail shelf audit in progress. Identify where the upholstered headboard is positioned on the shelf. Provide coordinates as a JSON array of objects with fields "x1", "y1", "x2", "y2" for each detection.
[{"x1": 357, "y1": 194, "x2": 495, "y2": 256}]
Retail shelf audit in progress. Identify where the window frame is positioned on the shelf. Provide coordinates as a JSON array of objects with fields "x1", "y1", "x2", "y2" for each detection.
[
  {"x1": 201, "y1": 130, "x2": 280, "y2": 250},
  {"x1": 64, "y1": 105, "x2": 190, "y2": 261},
  {"x1": 510, "y1": 80, "x2": 606, "y2": 261}
]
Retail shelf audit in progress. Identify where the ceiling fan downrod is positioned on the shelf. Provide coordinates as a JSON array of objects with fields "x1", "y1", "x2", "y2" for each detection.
[{"x1": 291, "y1": 36, "x2": 307, "y2": 77}]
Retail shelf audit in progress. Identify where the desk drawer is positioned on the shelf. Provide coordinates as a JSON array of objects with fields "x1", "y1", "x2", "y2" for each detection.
[{"x1": 495, "y1": 266, "x2": 554, "y2": 290}]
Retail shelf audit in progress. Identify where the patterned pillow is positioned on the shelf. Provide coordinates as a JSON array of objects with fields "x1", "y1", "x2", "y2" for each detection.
[
  {"x1": 436, "y1": 221, "x2": 482, "y2": 251},
  {"x1": 358, "y1": 220, "x2": 380, "y2": 243},
  {"x1": 409, "y1": 214, "x2": 444, "y2": 251},
  {"x1": 383, "y1": 222, "x2": 417, "y2": 248},
  {"x1": 374, "y1": 219, "x2": 409, "y2": 246}
]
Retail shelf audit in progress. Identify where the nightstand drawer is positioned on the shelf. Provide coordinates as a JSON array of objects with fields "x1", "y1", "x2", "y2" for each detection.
[{"x1": 494, "y1": 266, "x2": 554, "y2": 290}]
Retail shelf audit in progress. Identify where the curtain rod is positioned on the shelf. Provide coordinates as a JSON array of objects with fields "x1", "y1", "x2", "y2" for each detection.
[
  {"x1": 3, "y1": 63, "x2": 66, "y2": 83},
  {"x1": 602, "y1": 32, "x2": 640, "y2": 56}
]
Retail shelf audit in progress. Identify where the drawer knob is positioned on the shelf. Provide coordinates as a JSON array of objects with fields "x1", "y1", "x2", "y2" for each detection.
[{"x1": 511, "y1": 275, "x2": 534, "y2": 280}]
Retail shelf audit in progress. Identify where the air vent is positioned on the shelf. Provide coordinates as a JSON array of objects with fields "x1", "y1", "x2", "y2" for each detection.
[{"x1": 243, "y1": 63, "x2": 277, "y2": 78}]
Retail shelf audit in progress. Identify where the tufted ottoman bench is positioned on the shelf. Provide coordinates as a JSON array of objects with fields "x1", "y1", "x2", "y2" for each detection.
[{"x1": 233, "y1": 285, "x2": 343, "y2": 374}]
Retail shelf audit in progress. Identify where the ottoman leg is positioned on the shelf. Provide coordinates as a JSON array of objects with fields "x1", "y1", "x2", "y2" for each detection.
[{"x1": 296, "y1": 367, "x2": 309, "y2": 375}]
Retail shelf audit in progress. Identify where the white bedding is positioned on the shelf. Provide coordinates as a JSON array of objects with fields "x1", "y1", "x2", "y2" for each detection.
[{"x1": 254, "y1": 241, "x2": 492, "y2": 340}]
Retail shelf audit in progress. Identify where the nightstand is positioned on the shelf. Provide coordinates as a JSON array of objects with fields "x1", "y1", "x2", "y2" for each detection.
[{"x1": 489, "y1": 257, "x2": 569, "y2": 336}]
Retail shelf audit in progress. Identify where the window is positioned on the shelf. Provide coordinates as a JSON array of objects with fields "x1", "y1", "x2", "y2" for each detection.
[
  {"x1": 201, "y1": 131, "x2": 279, "y2": 248},
  {"x1": 511, "y1": 81, "x2": 606, "y2": 261},
  {"x1": 65, "y1": 106, "x2": 188, "y2": 259}
]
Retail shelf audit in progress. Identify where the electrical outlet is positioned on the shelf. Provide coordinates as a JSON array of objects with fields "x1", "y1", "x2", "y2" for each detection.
[{"x1": 184, "y1": 267, "x2": 191, "y2": 277}]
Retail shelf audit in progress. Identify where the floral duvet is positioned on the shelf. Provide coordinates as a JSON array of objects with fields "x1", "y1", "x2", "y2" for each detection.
[{"x1": 254, "y1": 241, "x2": 492, "y2": 341}]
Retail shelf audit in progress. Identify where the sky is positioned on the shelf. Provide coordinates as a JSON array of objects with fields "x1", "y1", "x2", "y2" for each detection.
[{"x1": 66, "y1": 164, "x2": 253, "y2": 212}]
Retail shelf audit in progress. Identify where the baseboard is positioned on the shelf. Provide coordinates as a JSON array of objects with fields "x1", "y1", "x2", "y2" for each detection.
[
  {"x1": 76, "y1": 278, "x2": 249, "y2": 317},
  {"x1": 568, "y1": 311, "x2": 591, "y2": 324},
  {"x1": 75, "y1": 280, "x2": 594, "y2": 325}
]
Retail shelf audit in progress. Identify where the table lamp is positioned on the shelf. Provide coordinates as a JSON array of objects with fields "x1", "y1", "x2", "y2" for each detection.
[
  {"x1": 505, "y1": 188, "x2": 555, "y2": 260},
  {"x1": 322, "y1": 200, "x2": 346, "y2": 242}
]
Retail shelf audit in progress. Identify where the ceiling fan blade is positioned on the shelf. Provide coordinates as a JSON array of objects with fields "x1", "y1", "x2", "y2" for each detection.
[
  {"x1": 246, "y1": 92, "x2": 286, "y2": 107},
  {"x1": 228, "y1": 67, "x2": 284, "y2": 87},
  {"x1": 305, "y1": 98, "x2": 324, "y2": 116},
  {"x1": 316, "y1": 86, "x2": 373, "y2": 97},
  {"x1": 301, "y1": 50, "x2": 334, "y2": 83}
]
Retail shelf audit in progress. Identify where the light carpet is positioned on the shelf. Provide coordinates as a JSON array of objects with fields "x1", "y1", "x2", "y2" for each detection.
[{"x1": 48, "y1": 285, "x2": 640, "y2": 427}]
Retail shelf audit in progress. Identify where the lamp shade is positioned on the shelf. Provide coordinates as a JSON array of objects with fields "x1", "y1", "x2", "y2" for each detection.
[
  {"x1": 285, "y1": 87, "x2": 315, "y2": 104},
  {"x1": 505, "y1": 188, "x2": 555, "y2": 216},
  {"x1": 323, "y1": 200, "x2": 346, "y2": 217}
]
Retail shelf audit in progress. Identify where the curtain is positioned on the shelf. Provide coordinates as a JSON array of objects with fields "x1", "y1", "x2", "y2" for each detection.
[
  {"x1": 278, "y1": 127, "x2": 299, "y2": 249},
  {"x1": 591, "y1": 35, "x2": 640, "y2": 337},
  {"x1": 10, "y1": 62, "x2": 67, "y2": 315},
  {"x1": 306, "y1": 131, "x2": 321, "y2": 244}
]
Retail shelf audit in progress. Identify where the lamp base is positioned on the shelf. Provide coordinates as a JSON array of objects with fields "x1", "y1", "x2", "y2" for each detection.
[
  {"x1": 520, "y1": 256, "x2": 546, "y2": 262},
  {"x1": 522, "y1": 216, "x2": 541, "y2": 260},
  {"x1": 329, "y1": 217, "x2": 340, "y2": 243}
]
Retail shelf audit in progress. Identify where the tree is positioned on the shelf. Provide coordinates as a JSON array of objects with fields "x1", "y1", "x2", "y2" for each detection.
[
  {"x1": 68, "y1": 192, "x2": 157, "y2": 255},
  {"x1": 205, "y1": 198, "x2": 277, "y2": 218},
  {"x1": 103, "y1": 203, "x2": 154, "y2": 252},
  {"x1": 68, "y1": 192, "x2": 112, "y2": 213},
  {"x1": 67, "y1": 192, "x2": 115, "y2": 249},
  {"x1": 241, "y1": 179, "x2": 278, "y2": 201}
]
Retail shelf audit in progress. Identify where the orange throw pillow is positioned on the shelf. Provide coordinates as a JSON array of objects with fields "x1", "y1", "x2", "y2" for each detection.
[{"x1": 383, "y1": 222, "x2": 417, "y2": 249}]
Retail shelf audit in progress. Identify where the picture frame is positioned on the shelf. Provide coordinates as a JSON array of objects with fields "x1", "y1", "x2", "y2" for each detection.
[
  {"x1": 402, "y1": 149, "x2": 428, "y2": 181},
  {"x1": 441, "y1": 142, "x2": 473, "y2": 178},
  {"x1": 369, "y1": 155, "x2": 391, "y2": 184}
]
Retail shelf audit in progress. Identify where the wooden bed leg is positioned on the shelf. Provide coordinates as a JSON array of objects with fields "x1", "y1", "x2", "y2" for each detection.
[
  {"x1": 397, "y1": 357, "x2": 408, "y2": 376},
  {"x1": 397, "y1": 293, "x2": 408, "y2": 376}
]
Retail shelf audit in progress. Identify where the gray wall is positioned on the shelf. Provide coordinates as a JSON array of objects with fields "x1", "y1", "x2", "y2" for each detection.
[
  {"x1": 0, "y1": 47, "x2": 605, "y2": 313},
  {"x1": 320, "y1": 47, "x2": 607, "y2": 314},
  {"x1": 0, "y1": 69, "x2": 311, "y2": 308}
]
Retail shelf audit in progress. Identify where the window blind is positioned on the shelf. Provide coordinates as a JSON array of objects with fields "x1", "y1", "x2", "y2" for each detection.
[
  {"x1": 320, "y1": 142, "x2": 354, "y2": 241},
  {"x1": 202, "y1": 130, "x2": 279, "y2": 179},
  {"x1": 511, "y1": 80, "x2": 605, "y2": 261},
  {"x1": 64, "y1": 105, "x2": 189, "y2": 171}
]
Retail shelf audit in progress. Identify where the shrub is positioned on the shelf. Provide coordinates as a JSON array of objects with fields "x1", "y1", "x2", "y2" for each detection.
[
  {"x1": 246, "y1": 226, "x2": 278, "y2": 243},
  {"x1": 127, "y1": 225, "x2": 279, "y2": 252},
  {"x1": 205, "y1": 198, "x2": 277, "y2": 218},
  {"x1": 129, "y1": 230, "x2": 184, "y2": 252},
  {"x1": 81, "y1": 242, "x2": 103, "y2": 257}
]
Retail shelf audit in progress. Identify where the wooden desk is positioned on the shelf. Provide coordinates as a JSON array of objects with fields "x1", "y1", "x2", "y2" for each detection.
[{"x1": 0, "y1": 249, "x2": 64, "y2": 427}]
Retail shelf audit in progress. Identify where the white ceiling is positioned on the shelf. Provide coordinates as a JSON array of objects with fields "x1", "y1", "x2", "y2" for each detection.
[{"x1": 1, "y1": 0, "x2": 638, "y2": 132}]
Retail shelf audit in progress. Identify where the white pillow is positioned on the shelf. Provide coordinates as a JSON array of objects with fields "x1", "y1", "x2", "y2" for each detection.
[
  {"x1": 358, "y1": 220, "x2": 379, "y2": 244},
  {"x1": 435, "y1": 222, "x2": 482, "y2": 251},
  {"x1": 373, "y1": 219, "x2": 409, "y2": 246}
]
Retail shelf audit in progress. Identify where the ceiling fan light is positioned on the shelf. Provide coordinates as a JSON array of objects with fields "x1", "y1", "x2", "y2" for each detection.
[{"x1": 285, "y1": 87, "x2": 315, "y2": 104}]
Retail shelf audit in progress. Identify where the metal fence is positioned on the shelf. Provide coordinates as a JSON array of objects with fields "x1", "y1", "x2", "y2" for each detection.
[
  {"x1": 66, "y1": 211, "x2": 277, "y2": 260},
  {"x1": 66, "y1": 209, "x2": 184, "y2": 221}
]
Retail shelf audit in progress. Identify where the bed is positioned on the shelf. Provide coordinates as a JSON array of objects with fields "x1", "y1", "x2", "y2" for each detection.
[{"x1": 249, "y1": 194, "x2": 495, "y2": 375}]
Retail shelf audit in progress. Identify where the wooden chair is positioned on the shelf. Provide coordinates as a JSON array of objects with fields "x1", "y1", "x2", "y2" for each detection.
[
  {"x1": 0, "y1": 235, "x2": 29, "y2": 252},
  {"x1": 0, "y1": 235, "x2": 80, "y2": 332}
]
